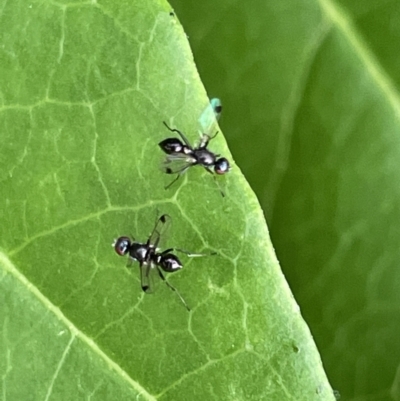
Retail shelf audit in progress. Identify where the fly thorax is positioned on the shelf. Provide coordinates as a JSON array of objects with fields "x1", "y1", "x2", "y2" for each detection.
[
  {"x1": 195, "y1": 149, "x2": 215, "y2": 166},
  {"x1": 129, "y1": 243, "x2": 148, "y2": 262}
]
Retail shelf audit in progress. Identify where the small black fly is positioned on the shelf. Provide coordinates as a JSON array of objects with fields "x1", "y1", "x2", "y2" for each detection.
[
  {"x1": 113, "y1": 214, "x2": 212, "y2": 311},
  {"x1": 159, "y1": 98, "x2": 230, "y2": 196}
]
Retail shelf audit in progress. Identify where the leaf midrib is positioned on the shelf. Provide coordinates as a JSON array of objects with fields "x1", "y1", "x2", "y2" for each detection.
[
  {"x1": 319, "y1": 0, "x2": 400, "y2": 117},
  {"x1": 0, "y1": 251, "x2": 157, "y2": 401}
]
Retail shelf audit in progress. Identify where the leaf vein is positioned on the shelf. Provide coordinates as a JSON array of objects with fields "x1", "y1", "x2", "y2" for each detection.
[{"x1": 0, "y1": 252, "x2": 157, "y2": 401}]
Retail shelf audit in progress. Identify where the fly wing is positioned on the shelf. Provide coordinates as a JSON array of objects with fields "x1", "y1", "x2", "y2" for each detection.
[
  {"x1": 148, "y1": 213, "x2": 172, "y2": 249},
  {"x1": 160, "y1": 153, "x2": 194, "y2": 174},
  {"x1": 198, "y1": 98, "x2": 222, "y2": 137},
  {"x1": 140, "y1": 262, "x2": 154, "y2": 293}
]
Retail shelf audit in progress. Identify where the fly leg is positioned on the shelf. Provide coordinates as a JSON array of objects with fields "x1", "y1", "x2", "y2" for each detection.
[{"x1": 156, "y1": 266, "x2": 190, "y2": 311}]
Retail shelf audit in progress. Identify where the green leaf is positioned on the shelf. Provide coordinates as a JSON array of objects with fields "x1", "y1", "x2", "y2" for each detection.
[
  {"x1": 0, "y1": 0, "x2": 334, "y2": 400},
  {"x1": 170, "y1": 0, "x2": 400, "y2": 400}
]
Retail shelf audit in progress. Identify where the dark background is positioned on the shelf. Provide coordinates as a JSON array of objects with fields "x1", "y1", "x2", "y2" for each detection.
[{"x1": 170, "y1": 1, "x2": 400, "y2": 400}]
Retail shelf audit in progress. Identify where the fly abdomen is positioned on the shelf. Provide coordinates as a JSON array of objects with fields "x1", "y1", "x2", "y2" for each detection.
[{"x1": 158, "y1": 254, "x2": 182, "y2": 272}]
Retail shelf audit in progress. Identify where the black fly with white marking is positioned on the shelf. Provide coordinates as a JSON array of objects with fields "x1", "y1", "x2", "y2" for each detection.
[
  {"x1": 113, "y1": 214, "x2": 212, "y2": 311},
  {"x1": 159, "y1": 98, "x2": 230, "y2": 196}
]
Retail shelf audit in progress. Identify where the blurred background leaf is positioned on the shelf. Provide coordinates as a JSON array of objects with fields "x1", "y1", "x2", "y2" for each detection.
[{"x1": 169, "y1": 0, "x2": 400, "y2": 400}]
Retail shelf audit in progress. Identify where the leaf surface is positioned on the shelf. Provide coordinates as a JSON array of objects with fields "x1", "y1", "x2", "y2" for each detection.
[
  {"x1": 170, "y1": 0, "x2": 400, "y2": 399},
  {"x1": 0, "y1": 0, "x2": 334, "y2": 400}
]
